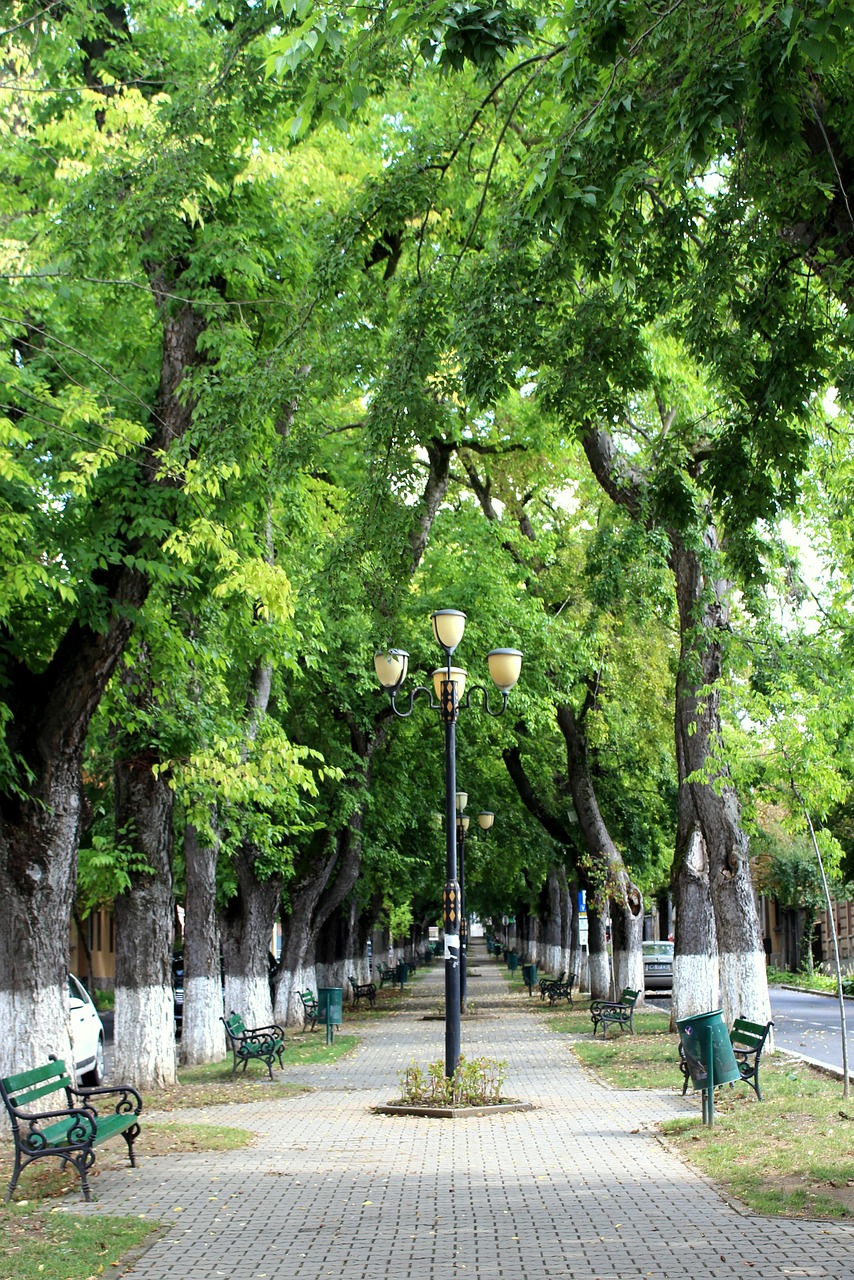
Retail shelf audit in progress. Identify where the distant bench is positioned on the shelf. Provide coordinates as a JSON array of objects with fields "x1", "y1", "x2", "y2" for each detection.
[
  {"x1": 590, "y1": 988, "x2": 640, "y2": 1037},
  {"x1": 1, "y1": 1056, "x2": 142, "y2": 1202},
  {"x1": 348, "y1": 975, "x2": 377, "y2": 1009},
  {"x1": 298, "y1": 990, "x2": 318, "y2": 1031},
  {"x1": 221, "y1": 1011, "x2": 285, "y2": 1079},
  {"x1": 541, "y1": 972, "x2": 577, "y2": 1006}
]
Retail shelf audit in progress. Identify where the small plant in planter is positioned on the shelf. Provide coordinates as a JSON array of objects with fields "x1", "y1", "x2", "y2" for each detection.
[{"x1": 397, "y1": 1055, "x2": 508, "y2": 1107}]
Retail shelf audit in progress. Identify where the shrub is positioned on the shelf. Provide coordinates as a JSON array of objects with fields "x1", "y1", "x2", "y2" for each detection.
[{"x1": 397, "y1": 1055, "x2": 507, "y2": 1106}]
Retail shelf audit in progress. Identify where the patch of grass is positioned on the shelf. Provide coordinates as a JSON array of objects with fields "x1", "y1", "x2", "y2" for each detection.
[
  {"x1": 0, "y1": 1204, "x2": 158, "y2": 1280},
  {"x1": 556, "y1": 1011, "x2": 854, "y2": 1220},
  {"x1": 767, "y1": 966, "x2": 840, "y2": 994},
  {"x1": 0, "y1": 1029, "x2": 362, "y2": 1274},
  {"x1": 154, "y1": 1035, "x2": 358, "y2": 1109},
  {"x1": 660, "y1": 1061, "x2": 854, "y2": 1219},
  {"x1": 141, "y1": 1120, "x2": 254, "y2": 1153},
  {"x1": 544, "y1": 999, "x2": 854, "y2": 1218},
  {"x1": 572, "y1": 1026, "x2": 678, "y2": 1089},
  {"x1": 0, "y1": 1119, "x2": 255, "y2": 1278}
]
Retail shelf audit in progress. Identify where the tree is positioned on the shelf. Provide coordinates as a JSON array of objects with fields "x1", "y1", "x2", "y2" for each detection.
[{"x1": 0, "y1": 0, "x2": 339, "y2": 1075}]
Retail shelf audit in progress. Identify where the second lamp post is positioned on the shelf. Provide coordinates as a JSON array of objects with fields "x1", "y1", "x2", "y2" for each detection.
[
  {"x1": 453, "y1": 795, "x2": 495, "y2": 1008},
  {"x1": 374, "y1": 609, "x2": 521, "y2": 1078}
]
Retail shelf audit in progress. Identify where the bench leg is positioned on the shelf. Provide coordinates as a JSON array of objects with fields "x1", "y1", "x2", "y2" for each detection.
[
  {"x1": 4, "y1": 1150, "x2": 23, "y2": 1202},
  {"x1": 122, "y1": 1122, "x2": 141, "y2": 1168}
]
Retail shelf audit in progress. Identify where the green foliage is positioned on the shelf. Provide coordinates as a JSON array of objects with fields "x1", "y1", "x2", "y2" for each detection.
[
  {"x1": 77, "y1": 833, "x2": 156, "y2": 913},
  {"x1": 396, "y1": 1054, "x2": 508, "y2": 1106},
  {"x1": 753, "y1": 822, "x2": 835, "y2": 918}
]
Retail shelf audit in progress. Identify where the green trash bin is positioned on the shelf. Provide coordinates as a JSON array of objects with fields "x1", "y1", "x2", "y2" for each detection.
[
  {"x1": 521, "y1": 962, "x2": 538, "y2": 995},
  {"x1": 317, "y1": 986, "x2": 343, "y2": 1045},
  {"x1": 677, "y1": 1008, "x2": 740, "y2": 1124},
  {"x1": 676, "y1": 1009, "x2": 740, "y2": 1088},
  {"x1": 396, "y1": 960, "x2": 409, "y2": 987},
  {"x1": 507, "y1": 951, "x2": 519, "y2": 972}
]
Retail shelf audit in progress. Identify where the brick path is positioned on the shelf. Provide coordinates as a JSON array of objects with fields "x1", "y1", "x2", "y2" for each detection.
[{"x1": 75, "y1": 943, "x2": 854, "y2": 1279}]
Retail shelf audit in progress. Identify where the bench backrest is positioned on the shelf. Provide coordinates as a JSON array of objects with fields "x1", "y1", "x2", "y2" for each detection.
[
  {"x1": 1, "y1": 1059, "x2": 73, "y2": 1117},
  {"x1": 620, "y1": 988, "x2": 640, "y2": 1006},
  {"x1": 222, "y1": 1012, "x2": 247, "y2": 1040},
  {"x1": 730, "y1": 1018, "x2": 772, "y2": 1053}
]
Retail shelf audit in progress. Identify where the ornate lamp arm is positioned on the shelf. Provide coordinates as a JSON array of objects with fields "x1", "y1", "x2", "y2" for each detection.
[
  {"x1": 459, "y1": 683, "x2": 510, "y2": 718},
  {"x1": 385, "y1": 684, "x2": 441, "y2": 719}
]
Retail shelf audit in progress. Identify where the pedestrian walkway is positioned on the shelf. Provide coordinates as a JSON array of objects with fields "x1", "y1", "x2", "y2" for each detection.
[{"x1": 78, "y1": 944, "x2": 853, "y2": 1279}]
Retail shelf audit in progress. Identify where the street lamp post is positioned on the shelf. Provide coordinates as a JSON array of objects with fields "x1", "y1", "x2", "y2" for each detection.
[
  {"x1": 454, "y1": 799, "x2": 496, "y2": 1008},
  {"x1": 374, "y1": 611, "x2": 521, "y2": 1078},
  {"x1": 455, "y1": 795, "x2": 470, "y2": 1007}
]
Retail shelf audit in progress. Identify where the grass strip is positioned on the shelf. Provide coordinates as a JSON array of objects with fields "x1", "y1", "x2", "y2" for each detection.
[{"x1": 546, "y1": 1000, "x2": 854, "y2": 1219}]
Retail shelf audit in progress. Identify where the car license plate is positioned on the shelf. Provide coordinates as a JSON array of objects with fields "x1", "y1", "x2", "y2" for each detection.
[{"x1": 647, "y1": 963, "x2": 668, "y2": 970}]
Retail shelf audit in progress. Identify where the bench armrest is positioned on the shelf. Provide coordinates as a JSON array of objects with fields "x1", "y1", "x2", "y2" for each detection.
[
  {"x1": 71, "y1": 1083, "x2": 143, "y2": 1115},
  {"x1": 237, "y1": 1027, "x2": 284, "y2": 1048},
  {"x1": 242, "y1": 1022, "x2": 284, "y2": 1038},
  {"x1": 590, "y1": 999, "x2": 627, "y2": 1013},
  {"x1": 19, "y1": 1106, "x2": 98, "y2": 1146}
]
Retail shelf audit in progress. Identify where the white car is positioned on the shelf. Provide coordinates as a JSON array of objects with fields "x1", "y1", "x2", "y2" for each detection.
[
  {"x1": 642, "y1": 940, "x2": 674, "y2": 992},
  {"x1": 68, "y1": 973, "x2": 106, "y2": 1085}
]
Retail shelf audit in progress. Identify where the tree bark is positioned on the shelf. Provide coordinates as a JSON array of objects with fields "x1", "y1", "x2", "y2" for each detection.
[
  {"x1": 220, "y1": 853, "x2": 281, "y2": 1028},
  {"x1": 670, "y1": 533, "x2": 771, "y2": 1027},
  {"x1": 555, "y1": 703, "x2": 644, "y2": 998},
  {"x1": 180, "y1": 821, "x2": 225, "y2": 1064},
  {"x1": 0, "y1": 283, "x2": 203, "y2": 1079},
  {"x1": 581, "y1": 424, "x2": 770, "y2": 1027},
  {"x1": 543, "y1": 866, "x2": 563, "y2": 977},
  {"x1": 113, "y1": 742, "x2": 177, "y2": 1090}
]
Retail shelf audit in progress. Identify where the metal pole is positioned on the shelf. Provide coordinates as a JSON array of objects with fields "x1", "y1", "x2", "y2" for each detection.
[
  {"x1": 459, "y1": 823, "x2": 467, "y2": 1009},
  {"x1": 441, "y1": 681, "x2": 461, "y2": 1079}
]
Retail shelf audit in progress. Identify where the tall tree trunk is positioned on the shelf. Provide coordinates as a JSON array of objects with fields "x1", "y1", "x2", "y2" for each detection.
[
  {"x1": 0, "y1": 577, "x2": 147, "y2": 1078},
  {"x1": 181, "y1": 821, "x2": 224, "y2": 1064},
  {"x1": 556, "y1": 703, "x2": 644, "y2": 999},
  {"x1": 581, "y1": 424, "x2": 770, "y2": 1027},
  {"x1": 113, "y1": 743, "x2": 177, "y2": 1090},
  {"x1": 587, "y1": 904, "x2": 610, "y2": 999},
  {"x1": 559, "y1": 864, "x2": 581, "y2": 985},
  {"x1": 670, "y1": 534, "x2": 770, "y2": 1028},
  {"x1": 0, "y1": 289, "x2": 202, "y2": 1077},
  {"x1": 274, "y1": 721, "x2": 385, "y2": 1025},
  {"x1": 220, "y1": 852, "x2": 281, "y2": 1028},
  {"x1": 542, "y1": 867, "x2": 563, "y2": 978},
  {"x1": 275, "y1": 809, "x2": 370, "y2": 1024}
]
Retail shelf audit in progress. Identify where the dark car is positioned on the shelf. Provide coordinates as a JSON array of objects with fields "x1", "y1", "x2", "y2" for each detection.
[{"x1": 642, "y1": 940, "x2": 673, "y2": 992}]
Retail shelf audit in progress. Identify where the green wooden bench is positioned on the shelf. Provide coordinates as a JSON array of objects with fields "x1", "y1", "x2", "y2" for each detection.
[
  {"x1": 1, "y1": 1056, "x2": 142, "y2": 1202},
  {"x1": 348, "y1": 975, "x2": 377, "y2": 1008},
  {"x1": 298, "y1": 990, "x2": 318, "y2": 1031},
  {"x1": 376, "y1": 962, "x2": 395, "y2": 987},
  {"x1": 590, "y1": 987, "x2": 640, "y2": 1036},
  {"x1": 221, "y1": 1011, "x2": 285, "y2": 1079},
  {"x1": 545, "y1": 972, "x2": 577, "y2": 1006},
  {"x1": 539, "y1": 971, "x2": 565, "y2": 1000},
  {"x1": 679, "y1": 1017, "x2": 774, "y2": 1100}
]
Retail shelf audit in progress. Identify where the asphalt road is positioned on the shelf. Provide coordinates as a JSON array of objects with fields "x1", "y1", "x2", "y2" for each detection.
[{"x1": 768, "y1": 984, "x2": 854, "y2": 1078}]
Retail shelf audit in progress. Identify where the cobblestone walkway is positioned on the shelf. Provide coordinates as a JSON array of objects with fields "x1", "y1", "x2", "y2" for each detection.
[{"x1": 75, "y1": 944, "x2": 854, "y2": 1279}]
